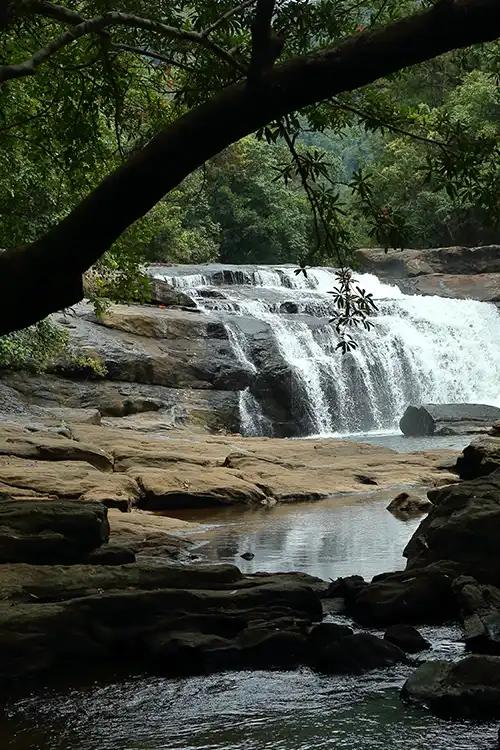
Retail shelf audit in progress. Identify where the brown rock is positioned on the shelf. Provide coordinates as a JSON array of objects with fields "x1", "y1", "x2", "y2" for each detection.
[
  {"x1": 0, "y1": 457, "x2": 140, "y2": 511},
  {"x1": 387, "y1": 491, "x2": 433, "y2": 519},
  {"x1": 130, "y1": 465, "x2": 268, "y2": 509},
  {"x1": 0, "y1": 423, "x2": 112, "y2": 471}
]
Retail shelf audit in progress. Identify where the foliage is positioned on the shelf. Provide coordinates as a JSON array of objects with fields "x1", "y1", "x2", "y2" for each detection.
[
  {"x1": 346, "y1": 66, "x2": 500, "y2": 248},
  {"x1": 60, "y1": 352, "x2": 108, "y2": 379},
  {"x1": 0, "y1": 318, "x2": 108, "y2": 376},
  {"x1": 0, "y1": 319, "x2": 69, "y2": 372}
]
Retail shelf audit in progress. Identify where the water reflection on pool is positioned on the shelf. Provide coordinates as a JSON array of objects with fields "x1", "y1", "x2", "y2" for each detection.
[{"x1": 167, "y1": 488, "x2": 421, "y2": 581}]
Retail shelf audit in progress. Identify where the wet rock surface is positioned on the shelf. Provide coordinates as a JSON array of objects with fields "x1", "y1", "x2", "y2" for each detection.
[
  {"x1": 311, "y1": 631, "x2": 407, "y2": 674},
  {"x1": 400, "y1": 403, "x2": 500, "y2": 437},
  {"x1": 331, "y1": 563, "x2": 460, "y2": 626},
  {"x1": 402, "y1": 656, "x2": 500, "y2": 718},
  {"x1": 0, "y1": 554, "x2": 326, "y2": 684},
  {"x1": 384, "y1": 624, "x2": 431, "y2": 653},
  {"x1": 404, "y1": 470, "x2": 500, "y2": 583},
  {"x1": 453, "y1": 576, "x2": 500, "y2": 655}
]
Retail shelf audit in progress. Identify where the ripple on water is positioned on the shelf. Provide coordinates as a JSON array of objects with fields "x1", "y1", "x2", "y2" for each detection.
[{"x1": 1, "y1": 667, "x2": 497, "y2": 750}]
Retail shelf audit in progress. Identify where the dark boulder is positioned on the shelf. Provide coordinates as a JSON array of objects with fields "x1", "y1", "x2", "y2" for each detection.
[
  {"x1": 83, "y1": 544, "x2": 136, "y2": 565},
  {"x1": 308, "y1": 622, "x2": 354, "y2": 651},
  {"x1": 324, "y1": 575, "x2": 367, "y2": 604},
  {"x1": 279, "y1": 301, "x2": 300, "y2": 314},
  {"x1": 402, "y1": 656, "x2": 500, "y2": 719},
  {"x1": 349, "y1": 564, "x2": 460, "y2": 626},
  {"x1": 404, "y1": 471, "x2": 500, "y2": 584},
  {"x1": 384, "y1": 624, "x2": 430, "y2": 653},
  {"x1": 0, "y1": 500, "x2": 109, "y2": 564},
  {"x1": 312, "y1": 632, "x2": 406, "y2": 674},
  {"x1": 0, "y1": 564, "x2": 324, "y2": 684},
  {"x1": 456, "y1": 436, "x2": 500, "y2": 479},
  {"x1": 400, "y1": 403, "x2": 500, "y2": 437},
  {"x1": 236, "y1": 627, "x2": 308, "y2": 670},
  {"x1": 453, "y1": 576, "x2": 500, "y2": 655}
]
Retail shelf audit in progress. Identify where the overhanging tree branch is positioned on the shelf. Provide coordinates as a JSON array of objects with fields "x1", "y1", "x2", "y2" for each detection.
[{"x1": 1, "y1": 0, "x2": 500, "y2": 333}]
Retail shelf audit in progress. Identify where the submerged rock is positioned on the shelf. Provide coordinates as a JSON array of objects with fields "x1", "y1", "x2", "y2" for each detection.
[
  {"x1": 311, "y1": 632, "x2": 406, "y2": 674},
  {"x1": 400, "y1": 403, "x2": 500, "y2": 437},
  {"x1": 402, "y1": 656, "x2": 500, "y2": 718},
  {"x1": 386, "y1": 491, "x2": 433, "y2": 519}
]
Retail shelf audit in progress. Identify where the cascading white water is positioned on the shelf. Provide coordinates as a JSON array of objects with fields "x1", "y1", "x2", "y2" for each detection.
[{"x1": 151, "y1": 264, "x2": 500, "y2": 436}]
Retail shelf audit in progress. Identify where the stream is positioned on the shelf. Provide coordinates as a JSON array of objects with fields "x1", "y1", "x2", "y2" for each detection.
[{"x1": 1, "y1": 433, "x2": 497, "y2": 749}]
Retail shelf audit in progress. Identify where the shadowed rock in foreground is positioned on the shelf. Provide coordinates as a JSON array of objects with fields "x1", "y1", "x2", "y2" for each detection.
[
  {"x1": 402, "y1": 656, "x2": 500, "y2": 718},
  {"x1": 404, "y1": 470, "x2": 500, "y2": 584}
]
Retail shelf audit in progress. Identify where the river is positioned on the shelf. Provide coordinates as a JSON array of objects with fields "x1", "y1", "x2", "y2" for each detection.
[{"x1": 1, "y1": 431, "x2": 497, "y2": 749}]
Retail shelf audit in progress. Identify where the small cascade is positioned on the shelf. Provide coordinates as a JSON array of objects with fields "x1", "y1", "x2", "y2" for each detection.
[
  {"x1": 151, "y1": 263, "x2": 500, "y2": 437},
  {"x1": 238, "y1": 388, "x2": 272, "y2": 436},
  {"x1": 224, "y1": 323, "x2": 256, "y2": 374}
]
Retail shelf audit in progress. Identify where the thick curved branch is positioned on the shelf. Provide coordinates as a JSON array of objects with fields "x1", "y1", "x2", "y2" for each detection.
[
  {"x1": 0, "y1": 8, "x2": 241, "y2": 84},
  {"x1": 1, "y1": 0, "x2": 500, "y2": 332}
]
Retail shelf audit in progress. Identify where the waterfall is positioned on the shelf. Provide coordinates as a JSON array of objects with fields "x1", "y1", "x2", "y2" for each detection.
[{"x1": 151, "y1": 264, "x2": 500, "y2": 437}]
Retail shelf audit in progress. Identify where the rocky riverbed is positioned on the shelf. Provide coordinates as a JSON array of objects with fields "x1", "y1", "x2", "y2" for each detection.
[{"x1": 2, "y1": 397, "x2": 500, "y2": 719}]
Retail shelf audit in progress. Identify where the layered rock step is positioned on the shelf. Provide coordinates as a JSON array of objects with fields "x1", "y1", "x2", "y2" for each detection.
[
  {"x1": 356, "y1": 244, "x2": 500, "y2": 304},
  {"x1": 0, "y1": 420, "x2": 457, "y2": 508}
]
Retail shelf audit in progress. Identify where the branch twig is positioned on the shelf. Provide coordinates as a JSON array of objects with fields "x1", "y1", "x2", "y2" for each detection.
[
  {"x1": 0, "y1": 6, "x2": 243, "y2": 84},
  {"x1": 201, "y1": 0, "x2": 257, "y2": 38}
]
